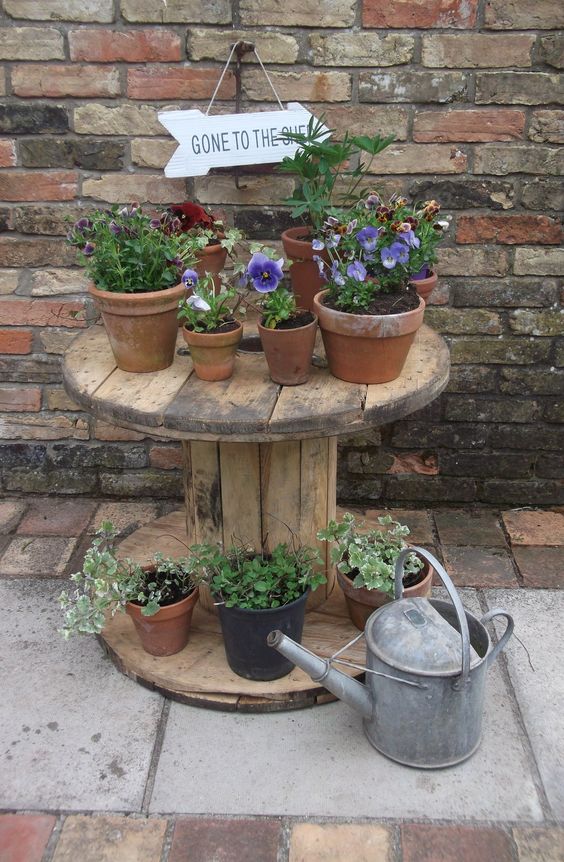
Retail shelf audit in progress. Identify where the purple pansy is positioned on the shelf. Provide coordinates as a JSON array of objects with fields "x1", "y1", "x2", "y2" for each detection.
[
  {"x1": 247, "y1": 252, "x2": 284, "y2": 293},
  {"x1": 181, "y1": 269, "x2": 199, "y2": 289},
  {"x1": 82, "y1": 243, "x2": 95, "y2": 256},
  {"x1": 390, "y1": 241, "x2": 409, "y2": 264},
  {"x1": 109, "y1": 221, "x2": 122, "y2": 236},
  {"x1": 399, "y1": 229, "x2": 420, "y2": 249},
  {"x1": 186, "y1": 294, "x2": 211, "y2": 311},
  {"x1": 312, "y1": 238, "x2": 325, "y2": 251},
  {"x1": 149, "y1": 219, "x2": 161, "y2": 230},
  {"x1": 326, "y1": 232, "x2": 341, "y2": 249},
  {"x1": 74, "y1": 217, "x2": 92, "y2": 233},
  {"x1": 313, "y1": 254, "x2": 327, "y2": 279},
  {"x1": 347, "y1": 260, "x2": 367, "y2": 282},
  {"x1": 356, "y1": 226, "x2": 379, "y2": 253},
  {"x1": 381, "y1": 246, "x2": 399, "y2": 269},
  {"x1": 330, "y1": 260, "x2": 345, "y2": 286}
]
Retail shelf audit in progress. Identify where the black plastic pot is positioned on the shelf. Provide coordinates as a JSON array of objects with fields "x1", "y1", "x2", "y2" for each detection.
[{"x1": 217, "y1": 590, "x2": 309, "y2": 681}]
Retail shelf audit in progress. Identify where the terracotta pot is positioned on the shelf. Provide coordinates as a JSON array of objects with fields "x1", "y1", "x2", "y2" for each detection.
[
  {"x1": 182, "y1": 320, "x2": 243, "y2": 381},
  {"x1": 313, "y1": 290, "x2": 425, "y2": 384},
  {"x1": 282, "y1": 226, "x2": 328, "y2": 312},
  {"x1": 89, "y1": 281, "x2": 184, "y2": 373},
  {"x1": 410, "y1": 269, "x2": 437, "y2": 303},
  {"x1": 126, "y1": 587, "x2": 199, "y2": 656},
  {"x1": 257, "y1": 314, "x2": 318, "y2": 385},
  {"x1": 337, "y1": 557, "x2": 434, "y2": 631},
  {"x1": 194, "y1": 240, "x2": 228, "y2": 295}
]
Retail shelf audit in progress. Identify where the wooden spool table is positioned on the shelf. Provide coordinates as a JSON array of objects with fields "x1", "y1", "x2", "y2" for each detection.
[{"x1": 63, "y1": 322, "x2": 449, "y2": 711}]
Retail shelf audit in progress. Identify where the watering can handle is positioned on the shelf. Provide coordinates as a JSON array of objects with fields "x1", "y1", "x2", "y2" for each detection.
[
  {"x1": 480, "y1": 608, "x2": 514, "y2": 667},
  {"x1": 394, "y1": 546, "x2": 471, "y2": 687}
]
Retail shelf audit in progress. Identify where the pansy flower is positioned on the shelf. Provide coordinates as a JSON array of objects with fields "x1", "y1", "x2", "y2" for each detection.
[
  {"x1": 181, "y1": 269, "x2": 199, "y2": 290},
  {"x1": 356, "y1": 226, "x2": 380, "y2": 253},
  {"x1": 347, "y1": 260, "x2": 367, "y2": 282},
  {"x1": 186, "y1": 294, "x2": 211, "y2": 311},
  {"x1": 247, "y1": 252, "x2": 284, "y2": 293}
]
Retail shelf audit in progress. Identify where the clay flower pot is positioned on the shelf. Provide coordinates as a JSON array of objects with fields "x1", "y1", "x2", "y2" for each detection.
[
  {"x1": 126, "y1": 587, "x2": 199, "y2": 656},
  {"x1": 338, "y1": 558, "x2": 434, "y2": 631},
  {"x1": 281, "y1": 226, "x2": 328, "y2": 313},
  {"x1": 257, "y1": 313, "x2": 318, "y2": 385},
  {"x1": 89, "y1": 281, "x2": 184, "y2": 373},
  {"x1": 194, "y1": 240, "x2": 228, "y2": 295},
  {"x1": 313, "y1": 290, "x2": 425, "y2": 385},
  {"x1": 410, "y1": 269, "x2": 438, "y2": 303},
  {"x1": 182, "y1": 320, "x2": 243, "y2": 381}
]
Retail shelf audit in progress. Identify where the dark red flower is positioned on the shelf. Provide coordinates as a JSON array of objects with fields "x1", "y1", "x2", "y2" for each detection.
[{"x1": 168, "y1": 202, "x2": 215, "y2": 232}]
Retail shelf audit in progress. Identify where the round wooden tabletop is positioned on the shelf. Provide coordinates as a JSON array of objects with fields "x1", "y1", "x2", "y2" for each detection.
[{"x1": 63, "y1": 323, "x2": 449, "y2": 442}]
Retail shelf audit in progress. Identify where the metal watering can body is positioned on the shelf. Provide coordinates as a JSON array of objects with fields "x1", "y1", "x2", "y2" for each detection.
[{"x1": 268, "y1": 547, "x2": 514, "y2": 769}]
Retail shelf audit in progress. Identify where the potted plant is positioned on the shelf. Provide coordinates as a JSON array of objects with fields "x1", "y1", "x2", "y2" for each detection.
[
  {"x1": 311, "y1": 193, "x2": 444, "y2": 384},
  {"x1": 189, "y1": 540, "x2": 326, "y2": 680},
  {"x1": 317, "y1": 513, "x2": 434, "y2": 630},
  {"x1": 160, "y1": 202, "x2": 242, "y2": 294},
  {"x1": 241, "y1": 249, "x2": 318, "y2": 386},
  {"x1": 277, "y1": 116, "x2": 394, "y2": 311},
  {"x1": 59, "y1": 521, "x2": 202, "y2": 656},
  {"x1": 66, "y1": 204, "x2": 198, "y2": 373},
  {"x1": 401, "y1": 198, "x2": 450, "y2": 302},
  {"x1": 177, "y1": 269, "x2": 242, "y2": 381}
]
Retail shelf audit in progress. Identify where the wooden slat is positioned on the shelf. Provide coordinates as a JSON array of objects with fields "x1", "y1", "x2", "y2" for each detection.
[
  {"x1": 299, "y1": 437, "x2": 332, "y2": 609},
  {"x1": 259, "y1": 440, "x2": 301, "y2": 552},
  {"x1": 62, "y1": 326, "x2": 116, "y2": 405},
  {"x1": 268, "y1": 365, "x2": 366, "y2": 434},
  {"x1": 164, "y1": 353, "x2": 280, "y2": 435},
  {"x1": 94, "y1": 344, "x2": 191, "y2": 428},
  {"x1": 363, "y1": 325, "x2": 449, "y2": 425},
  {"x1": 219, "y1": 442, "x2": 262, "y2": 550},
  {"x1": 190, "y1": 441, "x2": 223, "y2": 545}
]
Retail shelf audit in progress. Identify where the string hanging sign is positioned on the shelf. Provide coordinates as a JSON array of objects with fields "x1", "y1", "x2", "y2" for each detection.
[{"x1": 158, "y1": 42, "x2": 328, "y2": 178}]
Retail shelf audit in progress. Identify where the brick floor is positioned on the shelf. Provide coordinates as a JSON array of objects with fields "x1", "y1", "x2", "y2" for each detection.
[
  {"x1": 289, "y1": 823, "x2": 392, "y2": 862},
  {"x1": 0, "y1": 500, "x2": 27, "y2": 534},
  {"x1": 51, "y1": 815, "x2": 167, "y2": 862},
  {"x1": 512, "y1": 826, "x2": 564, "y2": 861},
  {"x1": 0, "y1": 536, "x2": 76, "y2": 577},
  {"x1": 434, "y1": 509, "x2": 507, "y2": 547},
  {"x1": 169, "y1": 818, "x2": 282, "y2": 862},
  {"x1": 513, "y1": 546, "x2": 564, "y2": 588},
  {"x1": 364, "y1": 508, "x2": 435, "y2": 544},
  {"x1": 89, "y1": 501, "x2": 160, "y2": 534},
  {"x1": 440, "y1": 546, "x2": 519, "y2": 588},
  {"x1": 17, "y1": 498, "x2": 96, "y2": 537},
  {"x1": 401, "y1": 823, "x2": 515, "y2": 862},
  {"x1": 0, "y1": 813, "x2": 56, "y2": 862},
  {"x1": 502, "y1": 510, "x2": 564, "y2": 546}
]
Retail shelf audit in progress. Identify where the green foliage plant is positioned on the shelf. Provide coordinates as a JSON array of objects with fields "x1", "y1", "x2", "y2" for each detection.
[
  {"x1": 59, "y1": 521, "x2": 201, "y2": 638},
  {"x1": 66, "y1": 204, "x2": 197, "y2": 294},
  {"x1": 188, "y1": 540, "x2": 326, "y2": 610},
  {"x1": 317, "y1": 512, "x2": 424, "y2": 597},
  {"x1": 177, "y1": 271, "x2": 241, "y2": 333},
  {"x1": 277, "y1": 115, "x2": 395, "y2": 231}
]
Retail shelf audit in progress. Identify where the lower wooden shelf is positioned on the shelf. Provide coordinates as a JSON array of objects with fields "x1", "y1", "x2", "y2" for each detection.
[{"x1": 100, "y1": 510, "x2": 365, "y2": 712}]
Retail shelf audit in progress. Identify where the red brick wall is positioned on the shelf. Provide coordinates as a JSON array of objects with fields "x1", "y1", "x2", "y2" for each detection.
[{"x1": 0, "y1": 0, "x2": 563, "y2": 504}]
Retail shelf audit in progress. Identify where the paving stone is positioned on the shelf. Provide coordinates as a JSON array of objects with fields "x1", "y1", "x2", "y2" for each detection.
[
  {"x1": 513, "y1": 547, "x2": 564, "y2": 588},
  {"x1": 52, "y1": 815, "x2": 167, "y2": 862},
  {"x1": 362, "y1": 507, "x2": 435, "y2": 543},
  {"x1": 0, "y1": 579, "x2": 163, "y2": 810},
  {"x1": 485, "y1": 589, "x2": 564, "y2": 820},
  {"x1": 502, "y1": 509, "x2": 564, "y2": 546},
  {"x1": 17, "y1": 498, "x2": 96, "y2": 536},
  {"x1": 401, "y1": 823, "x2": 514, "y2": 862},
  {"x1": 434, "y1": 510, "x2": 506, "y2": 547},
  {"x1": 169, "y1": 817, "x2": 281, "y2": 862},
  {"x1": 89, "y1": 501, "x2": 159, "y2": 535},
  {"x1": 150, "y1": 593, "x2": 542, "y2": 821},
  {"x1": 0, "y1": 813, "x2": 56, "y2": 862},
  {"x1": 512, "y1": 826, "x2": 564, "y2": 862},
  {"x1": 0, "y1": 536, "x2": 76, "y2": 577},
  {"x1": 0, "y1": 499, "x2": 27, "y2": 533},
  {"x1": 441, "y1": 546, "x2": 519, "y2": 588},
  {"x1": 289, "y1": 823, "x2": 392, "y2": 861}
]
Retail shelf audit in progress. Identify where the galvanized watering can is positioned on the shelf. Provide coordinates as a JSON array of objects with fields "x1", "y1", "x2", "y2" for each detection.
[{"x1": 268, "y1": 547, "x2": 514, "y2": 768}]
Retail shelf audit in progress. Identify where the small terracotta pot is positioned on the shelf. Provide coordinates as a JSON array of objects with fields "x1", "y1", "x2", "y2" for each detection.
[
  {"x1": 313, "y1": 290, "x2": 425, "y2": 384},
  {"x1": 194, "y1": 241, "x2": 228, "y2": 296},
  {"x1": 126, "y1": 587, "x2": 199, "y2": 656},
  {"x1": 282, "y1": 226, "x2": 328, "y2": 312},
  {"x1": 338, "y1": 558, "x2": 434, "y2": 631},
  {"x1": 89, "y1": 281, "x2": 184, "y2": 373},
  {"x1": 410, "y1": 269, "x2": 437, "y2": 303},
  {"x1": 182, "y1": 320, "x2": 243, "y2": 381},
  {"x1": 257, "y1": 314, "x2": 318, "y2": 385}
]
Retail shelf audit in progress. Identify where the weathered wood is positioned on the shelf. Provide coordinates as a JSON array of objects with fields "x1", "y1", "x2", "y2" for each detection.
[
  {"x1": 260, "y1": 440, "x2": 301, "y2": 553},
  {"x1": 269, "y1": 366, "x2": 365, "y2": 435},
  {"x1": 61, "y1": 325, "x2": 116, "y2": 405},
  {"x1": 219, "y1": 442, "x2": 262, "y2": 550}
]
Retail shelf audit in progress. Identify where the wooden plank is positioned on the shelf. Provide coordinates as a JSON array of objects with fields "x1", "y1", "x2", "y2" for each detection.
[
  {"x1": 363, "y1": 325, "x2": 450, "y2": 426},
  {"x1": 219, "y1": 442, "x2": 262, "y2": 550},
  {"x1": 268, "y1": 365, "x2": 366, "y2": 434},
  {"x1": 164, "y1": 353, "x2": 280, "y2": 435},
  {"x1": 259, "y1": 441, "x2": 301, "y2": 553},
  {"x1": 191, "y1": 441, "x2": 223, "y2": 545},
  {"x1": 299, "y1": 437, "x2": 333, "y2": 609},
  {"x1": 62, "y1": 326, "x2": 116, "y2": 405},
  {"x1": 182, "y1": 441, "x2": 196, "y2": 545},
  {"x1": 94, "y1": 340, "x2": 192, "y2": 428}
]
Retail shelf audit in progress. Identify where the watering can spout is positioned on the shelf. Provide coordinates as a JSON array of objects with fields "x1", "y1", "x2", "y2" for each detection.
[{"x1": 267, "y1": 630, "x2": 373, "y2": 720}]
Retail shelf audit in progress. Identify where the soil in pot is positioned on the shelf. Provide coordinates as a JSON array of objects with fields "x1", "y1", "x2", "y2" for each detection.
[
  {"x1": 313, "y1": 289, "x2": 425, "y2": 385},
  {"x1": 217, "y1": 590, "x2": 309, "y2": 680},
  {"x1": 258, "y1": 311, "x2": 317, "y2": 385},
  {"x1": 126, "y1": 584, "x2": 199, "y2": 657},
  {"x1": 89, "y1": 281, "x2": 184, "y2": 373},
  {"x1": 282, "y1": 226, "x2": 328, "y2": 313},
  {"x1": 182, "y1": 319, "x2": 242, "y2": 381},
  {"x1": 338, "y1": 558, "x2": 434, "y2": 631}
]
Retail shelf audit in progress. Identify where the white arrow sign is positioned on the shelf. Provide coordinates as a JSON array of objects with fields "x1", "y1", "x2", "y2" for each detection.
[{"x1": 158, "y1": 102, "x2": 327, "y2": 178}]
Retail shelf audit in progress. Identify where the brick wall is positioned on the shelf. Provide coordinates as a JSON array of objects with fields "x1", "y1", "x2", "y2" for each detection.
[{"x1": 0, "y1": 0, "x2": 562, "y2": 505}]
